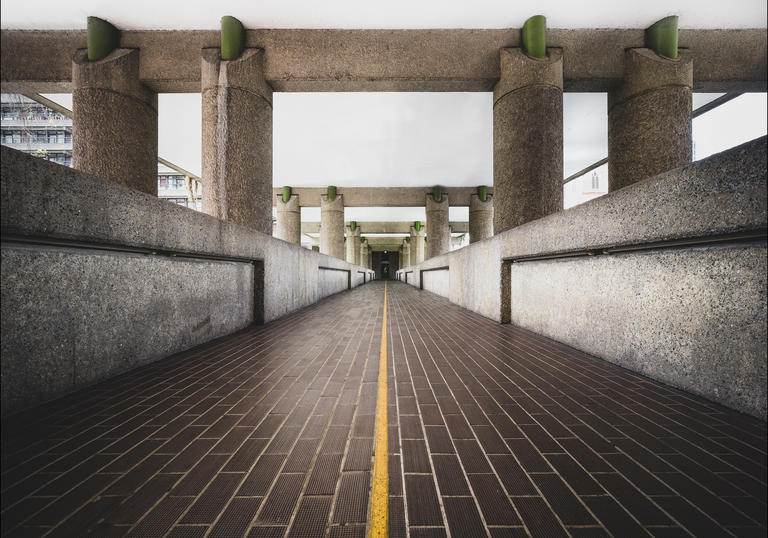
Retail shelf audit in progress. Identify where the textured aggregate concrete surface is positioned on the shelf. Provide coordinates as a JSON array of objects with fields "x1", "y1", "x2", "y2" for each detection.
[
  {"x1": 1, "y1": 282, "x2": 765, "y2": 537},
  {"x1": 608, "y1": 49, "x2": 693, "y2": 191},
  {"x1": 72, "y1": 49, "x2": 158, "y2": 196},
  {"x1": 399, "y1": 136, "x2": 767, "y2": 418},
  {"x1": 0, "y1": 147, "x2": 373, "y2": 416},
  {"x1": 2, "y1": 28, "x2": 766, "y2": 93},
  {"x1": 493, "y1": 48, "x2": 563, "y2": 234},
  {"x1": 511, "y1": 246, "x2": 767, "y2": 419},
  {"x1": 201, "y1": 48, "x2": 273, "y2": 235}
]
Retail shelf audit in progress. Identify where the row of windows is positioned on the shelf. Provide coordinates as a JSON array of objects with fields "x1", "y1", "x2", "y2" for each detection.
[
  {"x1": 37, "y1": 152, "x2": 72, "y2": 166},
  {"x1": 2, "y1": 130, "x2": 71, "y2": 144},
  {"x1": 166, "y1": 197, "x2": 202, "y2": 211},
  {"x1": 158, "y1": 175, "x2": 187, "y2": 189},
  {"x1": 1, "y1": 104, "x2": 68, "y2": 121}
]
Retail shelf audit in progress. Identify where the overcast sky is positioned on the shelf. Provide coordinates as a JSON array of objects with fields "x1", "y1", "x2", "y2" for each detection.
[{"x1": 3, "y1": 0, "x2": 766, "y2": 29}]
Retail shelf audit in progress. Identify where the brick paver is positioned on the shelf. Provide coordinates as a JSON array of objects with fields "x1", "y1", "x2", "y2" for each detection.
[{"x1": 1, "y1": 281, "x2": 766, "y2": 537}]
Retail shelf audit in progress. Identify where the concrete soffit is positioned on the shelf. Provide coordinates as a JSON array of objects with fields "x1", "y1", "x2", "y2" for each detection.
[{"x1": 1, "y1": 28, "x2": 766, "y2": 93}]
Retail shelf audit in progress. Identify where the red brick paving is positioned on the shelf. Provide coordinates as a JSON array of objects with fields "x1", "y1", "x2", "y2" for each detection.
[{"x1": 2, "y1": 281, "x2": 766, "y2": 537}]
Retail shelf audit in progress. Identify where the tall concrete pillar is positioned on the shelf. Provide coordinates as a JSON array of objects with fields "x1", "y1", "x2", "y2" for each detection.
[
  {"x1": 608, "y1": 49, "x2": 692, "y2": 191},
  {"x1": 360, "y1": 238, "x2": 368, "y2": 268},
  {"x1": 275, "y1": 194, "x2": 301, "y2": 245},
  {"x1": 72, "y1": 49, "x2": 157, "y2": 195},
  {"x1": 426, "y1": 193, "x2": 450, "y2": 259},
  {"x1": 402, "y1": 240, "x2": 411, "y2": 267},
  {"x1": 469, "y1": 193, "x2": 493, "y2": 243},
  {"x1": 202, "y1": 48, "x2": 273, "y2": 234},
  {"x1": 410, "y1": 225, "x2": 426, "y2": 266},
  {"x1": 320, "y1": 194, "x2": 345, "y2": 259},
  {"x1": 368, "y1": 247, "x2": 372, "y2": 270},
  {"x1": 493, "y1": 48, "x2": 563, "y2": 234},
  {"x1": 346, "y1": 225, "x2": 361, "y2": 265}
]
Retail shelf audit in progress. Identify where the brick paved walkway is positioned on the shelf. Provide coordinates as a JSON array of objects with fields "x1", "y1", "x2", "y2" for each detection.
[{"x1": 1, "y1": 281, "x2": 766, "y2": 537}]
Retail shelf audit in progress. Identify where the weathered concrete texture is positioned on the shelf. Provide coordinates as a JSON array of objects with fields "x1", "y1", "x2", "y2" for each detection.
[
  {"x1": 410, "y1": 225, "x2": 426, "y2": 266},
  {"x1": 1, "y1": 247, "x2": 252, "y2": 416},
  {"x1": 0, "y1": 147, "x2": 371, "y2": 415},
  {"x1": 510, "y1": 246, "x2": 767, "y2": 419},
  {"x1": 3, "y1": 29, "x2": 766, "y2": 93},
  {"x1": 320, "y1": 194, "x2": 345, "y2": 260},
  {"x1": 402, "y1": 241, "x2": 411, "y2": 268},
  {"x1": 469, "y1": 193, "x2": 493, "y2": 243},
  {"x1": 360, "y1": 239, "x2": 369, "y2": 269},
  {"x1": 72, "y1": 49, "x2": 157, "y2": 195},
  {"x1": 421, "y1": 268, "x2": 450, "y2": 297},
  {"x1": 318, "y1": 268, "x2": 350, "y2": 297},
  {"x1": 397, "y1": 137, "x2": 767, "y2": 418},
  {"x1": 201, "y1": 48, "x2": 273, "y2": 234},
  {"x1": 345, "y1": 225, "x2": 361, "y2": 265},
  {"x1": 493, "y1": 48, "x2": 563, "y2": 234},
  {"x1": 609, "y1": 48, "x2": 693, "y2": 191},
  {"x1": 425, "y1": 193, "x2": 450, "y2": 259},
  {"x1": 274, "y1": 194, "x2": 301, "y2": 244}
]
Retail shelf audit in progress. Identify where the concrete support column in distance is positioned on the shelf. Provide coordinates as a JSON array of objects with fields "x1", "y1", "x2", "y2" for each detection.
[
  {"x1": 359, "y1": 238, "x2": 369, "y2": 268},
  {"x1": 608, "y1": 49, "x2": 693, "y2": 191},
  {"x1": 493, "y1": 48, "x2": 563, "y2": 234},
  {"x1": 72, "y1": 49, "x2": 157, "y2": 195},
  {"x1": 402, "y1": 239, "x2": 411, "y2": 267},
  {"x1": 469, "y1": 192, "x2": 493, "y2": 243},
  {"x1": 274, "y1": 192, "x2": 301, "y2": 245},
  {"x1": 346, "y1": 224, "x2": 361, "y2": 265},
  {"x1": 320, "y1": 193, "x2": 345, "y2": 259},
  {"x1": 410, "y1": 224, "x2": 426, "y2": 265},
  {"x1": 202, "y1": 48, "x2": 273, "y2": 234},
  {"x1": 425, "y1": 192, "x2": 450, "y2": 259}
]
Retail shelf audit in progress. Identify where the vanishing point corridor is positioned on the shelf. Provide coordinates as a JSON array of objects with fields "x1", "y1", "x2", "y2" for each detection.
[{"x1": 1, "y1": 282, "x2": 766, "y2": 537}]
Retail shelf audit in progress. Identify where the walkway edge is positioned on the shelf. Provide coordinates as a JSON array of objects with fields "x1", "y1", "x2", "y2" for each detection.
[{"x1": 369, "y1": 281, "x2": 389, "y2": 537}]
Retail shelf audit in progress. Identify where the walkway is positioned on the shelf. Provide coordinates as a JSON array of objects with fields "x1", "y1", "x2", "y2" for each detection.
[{"x1": 1, "y1": 282, "x2": 765, "y2": 537}]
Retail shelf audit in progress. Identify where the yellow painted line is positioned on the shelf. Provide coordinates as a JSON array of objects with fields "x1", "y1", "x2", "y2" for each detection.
[{"x1": 369, "y1": 281, "x2": 389, "y2": 537}]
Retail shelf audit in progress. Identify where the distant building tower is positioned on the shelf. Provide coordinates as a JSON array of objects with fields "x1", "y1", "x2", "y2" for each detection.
[{"x1": 1, "y1": 94, "x2": 72, "y2": 166}]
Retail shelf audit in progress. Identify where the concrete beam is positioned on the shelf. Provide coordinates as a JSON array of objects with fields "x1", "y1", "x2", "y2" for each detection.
[
  {"x1": 2, "y1": 29, "x2": 765, "y2": 93},
  {"x1": 271, "y1": 187, "x2": 491, "y2": 207},
  {"x1": 301, "y1": 221, "x2": 469, "y2": 234}
]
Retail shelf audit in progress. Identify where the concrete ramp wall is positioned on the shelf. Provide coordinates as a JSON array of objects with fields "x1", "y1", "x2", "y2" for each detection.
[
  {"x1": 399, "y1": 137, "x2": 767, "y2": 420},
  {"x1": 0, "y1": 147, "x2": 373, "y2": 416}
]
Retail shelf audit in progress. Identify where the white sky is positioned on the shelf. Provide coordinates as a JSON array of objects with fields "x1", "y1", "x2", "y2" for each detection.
[
  {"x1": 40, "y1": 91, "x2": 768, "y2": 219},
  {"x1": 2, "y1": 0, "x2": 766, "y2": 29}
]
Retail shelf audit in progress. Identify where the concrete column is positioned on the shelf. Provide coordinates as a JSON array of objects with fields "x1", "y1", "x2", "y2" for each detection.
[
  {"x1": 368, "y1": 247, "x2": 373, "y2": 270},
  {"x1": 402, "y1": 240, "x2": 411, "y2": 267},
  {"x1": 425, "y1": 193, "x2": 450, "y2": 259},
  {"x1": 202, "y1": 48, "x2": 273, "y2": 234},
  {"x1": 320, "y1": 194, "x2": 345, "y2": 259},
  {"x1": 608, "y1": 49, "x2": 693, "y2": 191},
  {"x1": 359, "y1": 238, "x2": 368, "y2": 268},
  {"x1": 410, "y1": 225, "x2": 426, "y2": 265},
  {"x1": 346, "y1": 225, "x2": 361, "y2": 265},
  {"x1": 469, "y1": 193, "x2": 493, "y2": 243},
  {"x1": 72, "y1": 49, "x2": 157, "y2": 195},
  {"x1": 274, "y1": 194, "x2": 301, "y2": 245},
  {"x1": 493, "y1": 48, "x2": 563, "y2": 234}
]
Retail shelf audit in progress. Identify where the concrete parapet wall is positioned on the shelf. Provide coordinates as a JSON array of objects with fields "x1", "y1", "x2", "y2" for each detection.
[
  {"x1": 399, "y1": 137, "x2": 767, "y2": 419},
  {"x1": 0, "y1": 147, "x2": 371, "y2": 416}
]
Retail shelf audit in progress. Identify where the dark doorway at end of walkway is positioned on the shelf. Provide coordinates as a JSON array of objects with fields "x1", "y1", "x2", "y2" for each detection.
[{"x1": 372, "y1": 251, "x2": 400, "y2": 280}]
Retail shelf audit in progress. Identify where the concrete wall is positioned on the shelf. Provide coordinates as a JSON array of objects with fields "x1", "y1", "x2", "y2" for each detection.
[
  {"x1": 398, "y1": 137, "x2": 767, "y2": 419},
  {"x1": 0, "y1": 147, "x2": 371, "y2": 416}
]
